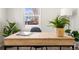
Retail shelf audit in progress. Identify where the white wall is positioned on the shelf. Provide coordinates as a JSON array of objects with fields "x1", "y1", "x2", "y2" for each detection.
[
  {"x1": 6, "y1": 8, "x2": 61, "y2": 32},
  {"x1": 0, "y1": 8, "x2": 79, "y2": 32},
  {"x1": 68, "y1": 8, "x2": 79, "y2": 31},
  {"x1": 41, "y1": 8, "x2": 60, "y2": 32},
  {"x1": 0, "y1": 8, "x2": 6, "y2": 33},
  {"x1": 6, "y1": 8, "x2": 25, "y2": 30},
  {"x1": 41, "y1": 8, "x2": 79, "y2": 32}
]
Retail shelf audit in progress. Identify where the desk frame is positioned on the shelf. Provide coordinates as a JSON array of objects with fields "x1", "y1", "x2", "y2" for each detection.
[
  {"x1": 4, "y1": 45, "x2": 74, "y2": 50},
  {"x1": 4, "y1": 32, "x2": 75, "y2": 50}
]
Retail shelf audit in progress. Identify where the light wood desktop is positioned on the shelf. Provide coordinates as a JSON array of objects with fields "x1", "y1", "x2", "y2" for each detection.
[{"x1": 4, "y1": 32, "x2": 75, "y2": 50}]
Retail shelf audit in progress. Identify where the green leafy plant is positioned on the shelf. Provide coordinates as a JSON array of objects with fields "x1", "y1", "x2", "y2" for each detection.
[
  {"x1": 71, "y1": 31, "x2": 79, "y2": 37},
  {"x1": 74, "y1": 36, "x2": 79, "y2": 42},
  {"x1": 71, "y1": 31, "x2": 79, "y2": 42},
  {"x1": 65, "y1": 29, "x2": 71, "y2": 33},
  {"x1": 65, "y1": 29, "x2": 79, "y2": 42},
  {"x1": 3, "y1": 20, "x2": 20, "y2": 37},
  {"x1": 50, "y1": 16, "x2": 70, "y2": 28},
  {"x1": 65, "y1": 29, "x2": 71, "y2": 36}
]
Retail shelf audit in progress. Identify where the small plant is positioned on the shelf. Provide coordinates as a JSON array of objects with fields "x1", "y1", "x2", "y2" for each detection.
[
  {"x1": 71, "y1": 31, "x2": 79, "y2": 37},
  {"x1": 65, "y1": 29, "x2": 79, "y2": 41},
  {"x1": 71, "y1": 31, "x2": 79, "y2": 42},
  {"x1": 3, "y1": 20, "x2": 20, "y2": 37},
  {"x1": 65, "y1": 29, "x2": 71, "y2": 36},
  {"x1": 74, "y1": 36, "x2": 79, "y2": 42},
  {"x1": 50, "y1": 16, "x2": 70, "y2": 28},
  {"x1": 65, "y1": 29, "x2": 71, "y2": 33}
]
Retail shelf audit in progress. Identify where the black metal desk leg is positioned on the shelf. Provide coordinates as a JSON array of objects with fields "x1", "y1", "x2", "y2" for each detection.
[
  {"x1": 35, "y1": 47, "x2": 38, "y2": 50},
  {"x1": 30, "y1": 47, "x2": 32, "y2": 50},
  {"x1": 4, "y1": 46, "x2": 6, "y2": 50},
  {"x1": 17, "y1": 46, "x2": 19, "y2": 50},
  {"x1": 60, "y1": 46, "x2": 62, "y2": 50},
  {"x1": 41, "y1": 47, "x2": 43, "y2": 50},
  {"x1": 46, "y1": 47, "x2": 48, "y2": 50},
  {"x1": 72, "y1": 46, "x2": 74, "y2": 50}
]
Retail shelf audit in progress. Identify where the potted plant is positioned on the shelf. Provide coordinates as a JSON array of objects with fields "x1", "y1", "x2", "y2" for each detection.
[
  {"x1": 2, "y1": 20, "x2": 20, "y2": 37},
  {"x1": 71, "y1": 31, "x2": 79, "y2": 49},
  {"x1": 50, "y1": 16, "x2": 70, "y2": 37},
  {"x1": 65, "y1": 29, "x2": 79, "y2": 49}
]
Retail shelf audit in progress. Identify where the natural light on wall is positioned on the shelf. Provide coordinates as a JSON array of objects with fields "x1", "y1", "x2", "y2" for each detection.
[
  {"x1": 60, "y1": 8, "x2": 73, "y2": 29},
  {"x1": 60, "y1": 8, "x2": 73, "y2": 17}
]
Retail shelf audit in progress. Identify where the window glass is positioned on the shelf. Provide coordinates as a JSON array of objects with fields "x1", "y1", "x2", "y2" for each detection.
[{"x1": 24, "y1": 8, "x2": 39, "y2": 25}]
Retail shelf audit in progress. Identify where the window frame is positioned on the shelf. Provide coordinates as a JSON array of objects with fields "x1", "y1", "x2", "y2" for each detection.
[{"x1": 23, "y1": 8, "x2": 41, "y2": 26}]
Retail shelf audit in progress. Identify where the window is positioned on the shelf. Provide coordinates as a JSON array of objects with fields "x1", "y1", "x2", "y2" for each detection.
[{"x1": 24, "y1": 8, "x2": 40, "y2": 25}]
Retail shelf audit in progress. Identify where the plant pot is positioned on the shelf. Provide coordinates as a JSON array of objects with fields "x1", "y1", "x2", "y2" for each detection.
[{"x1": 56, "y1": 28, "x2": 64, "y2": 37}]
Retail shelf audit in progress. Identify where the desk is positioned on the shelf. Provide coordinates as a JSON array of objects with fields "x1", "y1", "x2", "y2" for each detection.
[{"x1": 4, "y1": 32, "x2": 75, "y2": 50}]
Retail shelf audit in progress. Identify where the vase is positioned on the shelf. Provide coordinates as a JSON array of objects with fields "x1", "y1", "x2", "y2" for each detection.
[{"x1": 56, "y1": 28, "x2": 64, "y2": 37}]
